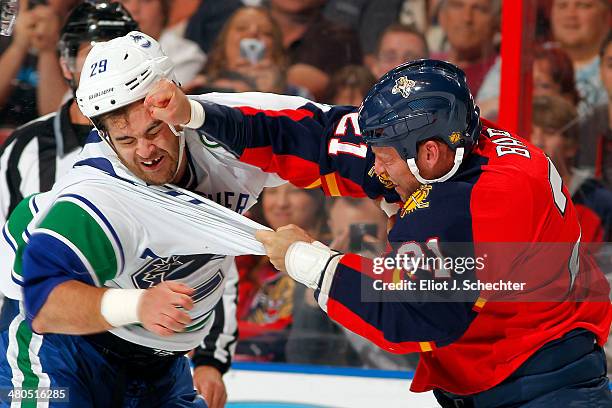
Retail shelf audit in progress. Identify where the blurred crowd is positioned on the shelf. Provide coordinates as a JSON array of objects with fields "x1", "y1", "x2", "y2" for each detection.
[{"x1": 0, "y1": 0, "x2": 610, "y2": 371}]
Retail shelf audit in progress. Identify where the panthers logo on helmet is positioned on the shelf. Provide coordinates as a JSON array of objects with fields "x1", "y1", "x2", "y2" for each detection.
[
  {"x1": 449, "y1": 132, "x2": 462, "y2": 144},
  {"x1": 368, "y1": 166, "x2": 397, "y2": 189},
  {"x1": 401, "y1": 185, "x2": 431, "y2": 217},
  {"x1": 391, "y1": 76, "x2": 416, "y2": 98}
]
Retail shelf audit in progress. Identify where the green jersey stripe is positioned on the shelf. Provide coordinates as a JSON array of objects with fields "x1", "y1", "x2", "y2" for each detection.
[
  {"x1": 58, "y1": 195, "x2": 124, "y2": 277},
  {"x1": 6, "y1": 312, "x2": 40, "y2": 408},
  {"x1": 16, "y1": 320, "x2": 39, "y2": 407},
  {"x1": 36, "y1": 200, "x2": 117, "y2": 284}
]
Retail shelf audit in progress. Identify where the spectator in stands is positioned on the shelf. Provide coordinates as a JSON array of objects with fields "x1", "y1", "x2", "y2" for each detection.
[
  {"x1": 117, "y1": 0, "x2": 205, "y2": 84},
  {"x1": 550, "y1": 0, "x2": 611, "y2": 115},
  {"x1": 268, "y1": 0, "x2": 362, "y2": 100},
  {"x1": 531, "y1": 95, "x2": 612, "y2": 243},
  {"x1": 327, "y1": 197, "x2": 387, "y2": 254},
  {"x1": 326, "y1": 65, "x2": 376, "y2": 106},
  {"x1": 435, "y1": 0, "x2": 501, "y2": 119},
  {"x1": 0, "y1": 0, "x2": 79, "y2": 127},
  {"x1": 285, "y1": 198, "x2": 390, "y2": 369},
  {"x1": 600, "y1": 32, "x2": 612, "y2": 184},
  {"x1": 188, "y1": 6, "x2": 307, "y2": 96},
  {"x1": 437, "y1": 0, "x2": 500, "y2": 97},
  {"x1": 323, "y1": 197, "x2": 418, "y2": 370},
  {"x1": 236, "y1": 184, "x2": 327, "y2": 362},
  {"x1": 533, "y1": 43, "x2": 581, "y2": 106},
  {"x1": 367, "y1": 24, "x2": 429, "y2": 80},
  {"x1": 184, "y1": 0, "x2": 243, "y2": 56},
  {"x1": 576, "y1": 32, "x2": 612, "y2": 175},
  {"x1": 323, "y1": 0, "x2": 403, "y2": 67}
]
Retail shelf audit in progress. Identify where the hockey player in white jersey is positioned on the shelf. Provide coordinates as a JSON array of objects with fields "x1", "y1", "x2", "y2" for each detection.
[{"x1": 0, "y1": 32, "x2": 285, "y2": 407}]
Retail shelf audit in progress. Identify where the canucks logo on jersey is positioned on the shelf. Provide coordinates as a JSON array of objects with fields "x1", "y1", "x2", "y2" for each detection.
[{"x1": 133, "y1": 251, "x2": 226, "y2": 304}]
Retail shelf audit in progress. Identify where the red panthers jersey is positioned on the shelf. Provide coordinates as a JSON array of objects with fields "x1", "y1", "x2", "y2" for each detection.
[{"x1": 194, "y1": 93, "x2": 612, "y2": 395}]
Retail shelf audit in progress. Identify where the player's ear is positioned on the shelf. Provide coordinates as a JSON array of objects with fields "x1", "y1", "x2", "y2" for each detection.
[
  {"x1": 417, "y1": 140, "x2": 441, "y2": 169},
  {"x1": 59, "y1": 57, "x2": 74, "y2": 82}
]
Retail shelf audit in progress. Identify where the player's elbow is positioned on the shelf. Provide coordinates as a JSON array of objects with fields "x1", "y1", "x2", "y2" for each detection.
[{"x1": 31, "y1": 314, "x2": 50, "y2": 334}]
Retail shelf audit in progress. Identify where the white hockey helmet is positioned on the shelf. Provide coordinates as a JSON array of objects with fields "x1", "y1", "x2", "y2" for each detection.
[{"x1": 76, "y1": 31, "x2": 176, "y2": 119}]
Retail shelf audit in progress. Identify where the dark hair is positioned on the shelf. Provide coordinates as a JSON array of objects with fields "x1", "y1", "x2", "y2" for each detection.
[
  {"x1": 375, "y1": 23, "x2": 430, "y2": 57},
  {"x1": 532, "y1": 95, "x2": 578, "y2": 144},
  {"x1": 534, "y1": 43, "x2": 580, "y2": 105},
  {"x1": 326, "y1": 65, "x2": 376, "y2": 104}
]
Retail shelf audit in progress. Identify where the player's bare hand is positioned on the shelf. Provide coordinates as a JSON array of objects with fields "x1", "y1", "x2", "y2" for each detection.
[
  {"x1": 193, "y1": 366, "x2": 227, "y2": 408},
  {"x1": 138, "y1": 281, "x2": 194, "y2": 336},
  {"x1": 144, "y1": 79, "x2": 191, "y2": 126},
  {"x1": 256, "y1": 224, "x2": 314, "y2": 271}
]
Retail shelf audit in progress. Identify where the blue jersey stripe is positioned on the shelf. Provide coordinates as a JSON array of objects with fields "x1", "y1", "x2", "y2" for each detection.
[{"x1": 2, "y1": 224, "x2": 17, "y2": 253}]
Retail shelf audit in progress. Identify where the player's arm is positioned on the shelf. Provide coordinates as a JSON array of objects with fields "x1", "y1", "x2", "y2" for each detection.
[
  {"x1": 193, "y1": 93, "x2": 396, "y2": 199},
  {"x1": 256, "y1": 225, "x2": 479, "y2": 353},
  {"x1": 145, "y1": 83, "x2": 397, "y2": 200},
  {"x1": 21, "y1": 197, "x2": 194, "y2": 336},
  {"x1": 312, "y1": 254, "x2": 477, "y2": 353}
]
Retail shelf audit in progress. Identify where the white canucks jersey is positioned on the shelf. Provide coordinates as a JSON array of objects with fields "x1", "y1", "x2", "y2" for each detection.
[{"x1": 0, "y1": 126, "x2": 283, "y2": 352}]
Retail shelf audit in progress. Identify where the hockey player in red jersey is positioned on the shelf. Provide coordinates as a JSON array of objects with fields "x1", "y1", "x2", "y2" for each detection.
[{"x1": 148, "y1": 59, "x2": 612, "y2": 407}]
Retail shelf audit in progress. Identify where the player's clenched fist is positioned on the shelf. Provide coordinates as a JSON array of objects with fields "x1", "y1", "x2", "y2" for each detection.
[
  {"x1": 143, "y1": 79, "x2": 192, "y2": 126},
  {"x1": 138, "y1": 281, "x2": 194, "y2": 336},
  {"x1": 256, "y1": 224, "x2": 314, "y2": 271}
]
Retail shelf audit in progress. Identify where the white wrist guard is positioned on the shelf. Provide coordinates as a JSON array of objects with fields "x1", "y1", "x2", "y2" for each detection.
[
  {"x1": 100, "y1": 289, "x2": 145, "y2": 327},
  {"x1": 183, "y1": 99, "x2": 205, "y2": 129},
  {"x1": 285, "y1": 241, "x2": 338, "y2": 289}
]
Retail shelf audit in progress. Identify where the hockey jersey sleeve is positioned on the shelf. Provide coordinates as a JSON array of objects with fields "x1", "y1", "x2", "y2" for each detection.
[
  {"x1": 315, "y1": 252, "x2": 479, "y2": 354},
  {"x1": 191, "y1": 260, "x2": 239, "y2": 374},
  {"x1": 192, "y1": 93, "x2": 399, "y2": 201},
  {"x1": 21, "y1": 193, "x2": 123, "y2": 324}
]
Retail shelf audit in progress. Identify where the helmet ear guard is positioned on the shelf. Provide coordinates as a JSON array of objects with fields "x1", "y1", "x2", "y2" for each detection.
[{"x1": 359, "y1": 59, "x2": 481, "y2": 184}]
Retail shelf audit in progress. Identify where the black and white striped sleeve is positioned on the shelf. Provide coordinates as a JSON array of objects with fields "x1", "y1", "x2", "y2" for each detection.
[
  {"x1": 191, "y1": 259, "x2": 239, "y2": 374},
  {"x1": 0, "y1": 117, "x2": 59, "y2": 225}
]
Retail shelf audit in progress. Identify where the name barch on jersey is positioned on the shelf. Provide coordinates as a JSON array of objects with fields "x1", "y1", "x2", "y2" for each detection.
[{"x1": 202, "y1": 191, "x2": 250, "y2": 214}]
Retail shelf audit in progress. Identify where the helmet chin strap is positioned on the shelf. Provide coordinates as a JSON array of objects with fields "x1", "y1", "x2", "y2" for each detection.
[
  {"x1": 406, "y1": 147, "x2": 465, "y2": 184},
  {"x1": 168, "y1": 124, "x2": 186, "y2": 182}
]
